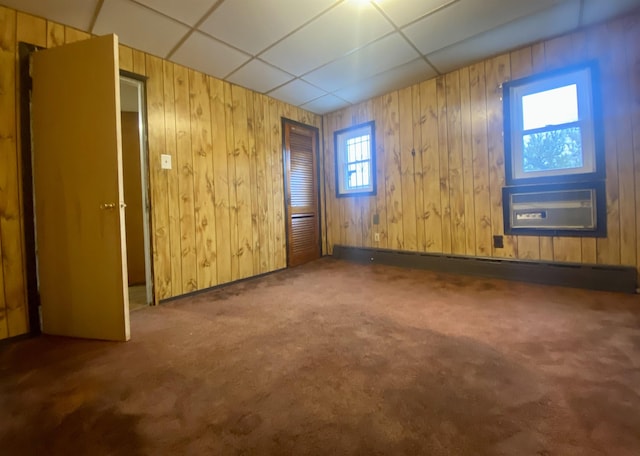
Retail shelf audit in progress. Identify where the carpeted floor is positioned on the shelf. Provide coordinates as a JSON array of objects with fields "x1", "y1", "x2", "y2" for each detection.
[{"x1": 1, "y1": 257, "x2": 639, "y2": 455}]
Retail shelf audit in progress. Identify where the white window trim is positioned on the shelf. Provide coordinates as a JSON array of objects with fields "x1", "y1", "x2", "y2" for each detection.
[{"x1": 506, "y1": 65, "x2": 598, "y2": 182}]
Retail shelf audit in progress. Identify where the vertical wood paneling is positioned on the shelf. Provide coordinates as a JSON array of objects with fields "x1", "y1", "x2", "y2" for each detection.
[
  {"x1": 253, "y1": 93, "x2": 268, "y2": 273},
  {"x1": 610, "y1": 20, "x2": 636, "y2": 267},
  {"x1": 231, "y1": 86, "x2": 254, "y2": 279},
  {"x1": 591, "y1": 24, "x2": 621, "y2": 265},
  {"x1": 627, "y1": 15, "x2": 640, "y2": 277},
  {"x1": 224, "y1": 82, "x2": 240, "y2": 280},
  {"x1": 322, "y1": 11, "x2": 640, "y2": 281},
  {"x1": 459, "y1": 67, "x2": 476, "y2": 256},
  {"x1": 436, "y1": 77, "x2": 451, "y2": 254},
  {"x1": 132, "y1": 50, "x2": 146, "y2": 76},
  {"x1": 46, "y1": 21, "x2": 64, "y2": 48},
  {"x1": 0, "y1": 11, "x2": 7, "y2": 336},
  {"x1": 189, "y1": 70, "x2": 216, "y2": 289},
  {"x1": 174, "y1": 65, "x2": 197, "y2": 292},
  {"x1": 510, "y1": 47, "x2": 540, "y2": 260},
  {"x1": 145, "y1": 55, "x2": 171, "y2": 300},
  {"x1": 318, "y1": 113, "x2": 329, "y2": 254},
  {"x1": 383, "y1": 93, "x2": 403, "y2": 249},
  {"x1": 335, "y1": 111, "x2": 350, "y2": 247},
  {"x1": 64, "y1": 27, "x2": 90, "y2": 44},
  {"x1": 119, "y1": 45, "x2": 133, "y2": 72},
  {"x1": 323, "y1": 111, "x2": 336, "y2": 252},
  {"x1": 269, "y1": 98, "x2": 285, "y2": 269},
  {"x1": 246, "y1": 93, "x2": 261, "y2": 274},
  {"x1": 373, "y1": 96, "x2": 388, "y2": 249},
  {"x1": 359, "y1": 101, "x2": 375, "y2": 247},
  {"x1": 446, "y1": 71, "x2": 465, "y2": 255},
  {"x1": 412, "y1": 87, "x2": 425, "y2": 251},
  {"x1": 209, "y1": 78, "x2": 232, "y2": 284},
  {"x1": 262, "y1": 98, "x2": 276, "y2": 266},
  {"x1": 485, "y1": 54, "x2": 516, "y2": 258},
  {"x1": 162, "y1": 61, "x2": 182, "y2": 296},
  {"x1": 420, "y1": 79, "x2": 443, "y2": 252},
  {"x1": 16, "y1": 12, "x2": 46, "y2": 46},
  {"x1": 0, "y1": 5, "x2": 322, "y2": 340},
  {"x1": 0, "y1": 6, "x2": 23, "y2": 337},
  {"x1": 399, "y1": 87, "x2": 417, "y2": 250},
  {"x1": 469, "y1": 63, "x2": 491, "y2": 257}
]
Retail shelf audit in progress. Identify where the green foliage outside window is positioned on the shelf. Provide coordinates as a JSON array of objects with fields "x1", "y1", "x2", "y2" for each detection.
[{"x1": 522, "y1": 127, "x2": 583, "y2": 173}]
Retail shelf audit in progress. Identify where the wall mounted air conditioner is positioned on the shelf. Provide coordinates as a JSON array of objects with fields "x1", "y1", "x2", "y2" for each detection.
[{"x1": 503, "y1": 182, "x2": 606, "y2": 237}]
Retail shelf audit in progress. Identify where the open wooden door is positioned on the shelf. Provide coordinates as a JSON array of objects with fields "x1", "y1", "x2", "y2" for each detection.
[
  {"x1": 283, "y1": 120, "x2": 321, "y2": 267},
  {"x1": 32, "y1": 34, "x2": 130, "y2": 341}
]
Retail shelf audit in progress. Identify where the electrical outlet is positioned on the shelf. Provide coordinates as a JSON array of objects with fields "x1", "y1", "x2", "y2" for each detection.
[
  {"x1": 161, "y1": 154, "x2": 172, "y2": 170},
  {"x1": 374, "y1": 232, "x2": 380, "y2": 242}
]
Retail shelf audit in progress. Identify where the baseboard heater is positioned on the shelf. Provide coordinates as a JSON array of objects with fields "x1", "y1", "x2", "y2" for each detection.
[{"x1": 332, "y1": 245, "x2": 637, "y2": 293}]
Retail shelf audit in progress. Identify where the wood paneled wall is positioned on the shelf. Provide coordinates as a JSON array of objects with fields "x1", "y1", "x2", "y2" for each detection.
[
  {"x1": 0, "y1": 5, "x2": 321, "y2": 339},
  {"x1": 322, "y1": 12, "x2": 640, "y2": 276},
  {"x1": 119, "y1": 52, "x2": 321, "y2": 301}
]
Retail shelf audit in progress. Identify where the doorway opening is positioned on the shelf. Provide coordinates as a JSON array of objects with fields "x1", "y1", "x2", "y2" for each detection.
[
  {"x1": 18, "y1": 41, "x2": 154, "y2": 337},
  {"x1": 119, "y1": 74, "x2": 153, "y2": 311}
]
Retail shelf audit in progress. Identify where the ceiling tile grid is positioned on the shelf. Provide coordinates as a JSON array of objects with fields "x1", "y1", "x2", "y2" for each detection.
[
  {"x1": 2, "y1": 0, "x2": 640, "y2": 114},
  {"x1": 227, "y1": 59, "x2": 295, "y2": 94},
  {"x1": 199, "y1": 0, "x2": 338, "y2": 56},
  {"x1": 93, "y1": 0, "x2": 190, "y2": 57},
  {"x1": 259, "y1": 1, "x2": 394, "y2": 76},
  {"x1": 0, "y1": 0, "x2": 100, "y2": 31},
  {"x1": 427, "y1": 0, "x2": 581, "y2": 74},
  {"x1": 170, "y1": 31, "x2": 251, "y2": 79},
  {"x1": 301, "y1": 32, "x2": 421, "y2": 92},
  {"x1": 133, "y1": 0, "x2": 216, "y2": 27}
]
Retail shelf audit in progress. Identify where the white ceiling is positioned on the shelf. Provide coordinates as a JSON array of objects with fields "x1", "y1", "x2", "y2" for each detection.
[{"x1": 4, "y1": 0, "x2": 640, "y2": 114}]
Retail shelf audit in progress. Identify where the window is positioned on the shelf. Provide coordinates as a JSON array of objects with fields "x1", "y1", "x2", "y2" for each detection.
[
  {"x1": 334, "y1": 121, "x2": 376, "y2": 197},
  {"x1": 501, "y1": 63, "x2": 606, "y2": 238},
  {"x1": 503, "y1": 63, "x2": 603, "y2": 185}
]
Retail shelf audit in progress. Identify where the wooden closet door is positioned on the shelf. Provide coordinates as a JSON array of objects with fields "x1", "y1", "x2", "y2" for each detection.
[
  {"x1": 32, "y1": 34, "x2": 130, "y2": 341},
  {"x1": 283, "y1": 120, "x2": 320, "y2": 267}
]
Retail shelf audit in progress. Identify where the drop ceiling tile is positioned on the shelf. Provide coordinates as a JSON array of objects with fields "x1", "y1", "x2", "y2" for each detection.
[
  {"x1": 302, "y1": 33, "x2": 420, "y2": 92},
  {"x1": 334, "y1": 58, "x2": 435, "y2": 104},
  {"x1": 582, "y1": 0, "x2": 640, "y2": 26},
  {"x1": 171, "y1": 31, "x2": 251, "y2": 79},
  {"x1": 403, "y1": 0, "x2": 563, "y2": 55},
  {"x1": 200, "y1": 0, "x2": 338, "y2": 56},
  {"x1": 428, "y1": 0, "x2": 580, "y2": 74},
  {"x1": 227, "y1": 59, "x2": 294, "y2": 94},
  {"x1": 261, "y1": 1, "x2": 393, "y2": 76},
  {"x1": 373, "y1": 0, "x2": 455, "y2": 27},
  {"x1": 300, "y1": 94, "x2": 351, "y2": 115},
  {"x1": 93, "y1": 0, "x2": 189, "y2": 57},
  {"x1": 134, "y1": 0, "x2": 216, "y2": 26},
  {"x1": 0, "y1": 0, "x2": 99, "y2": 30},
  {"x1": 268, "y1": 79, "x2": 327, "y2": 106}
]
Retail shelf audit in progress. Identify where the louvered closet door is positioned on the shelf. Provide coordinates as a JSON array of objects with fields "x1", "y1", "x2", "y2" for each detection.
[{"x1": 284, "y1": 121, "x2": 320, "y2": 267}]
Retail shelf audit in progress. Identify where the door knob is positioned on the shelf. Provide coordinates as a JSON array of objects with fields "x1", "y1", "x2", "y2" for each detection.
[{"x1": 100, "y1": 203, "x2": 117, "y2": 210}]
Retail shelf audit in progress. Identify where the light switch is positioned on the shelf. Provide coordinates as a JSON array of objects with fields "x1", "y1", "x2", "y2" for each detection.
[{"x1": 161, "y1": 154, "x2": 172, "y2": 170}]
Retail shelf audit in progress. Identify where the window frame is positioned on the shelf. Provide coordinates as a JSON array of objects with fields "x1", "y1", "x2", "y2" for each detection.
[
  {"x1": 334, "y1": 120, "x2": 376, "y2": 198},
  {"x1": 503, "y1": 62, "x2": 604, "y2": 186}
]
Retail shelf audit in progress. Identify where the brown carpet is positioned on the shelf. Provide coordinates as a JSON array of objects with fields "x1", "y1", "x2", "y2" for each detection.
[{"x1": 1, "y1": 257, "x2": 639, "y2": 455}]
